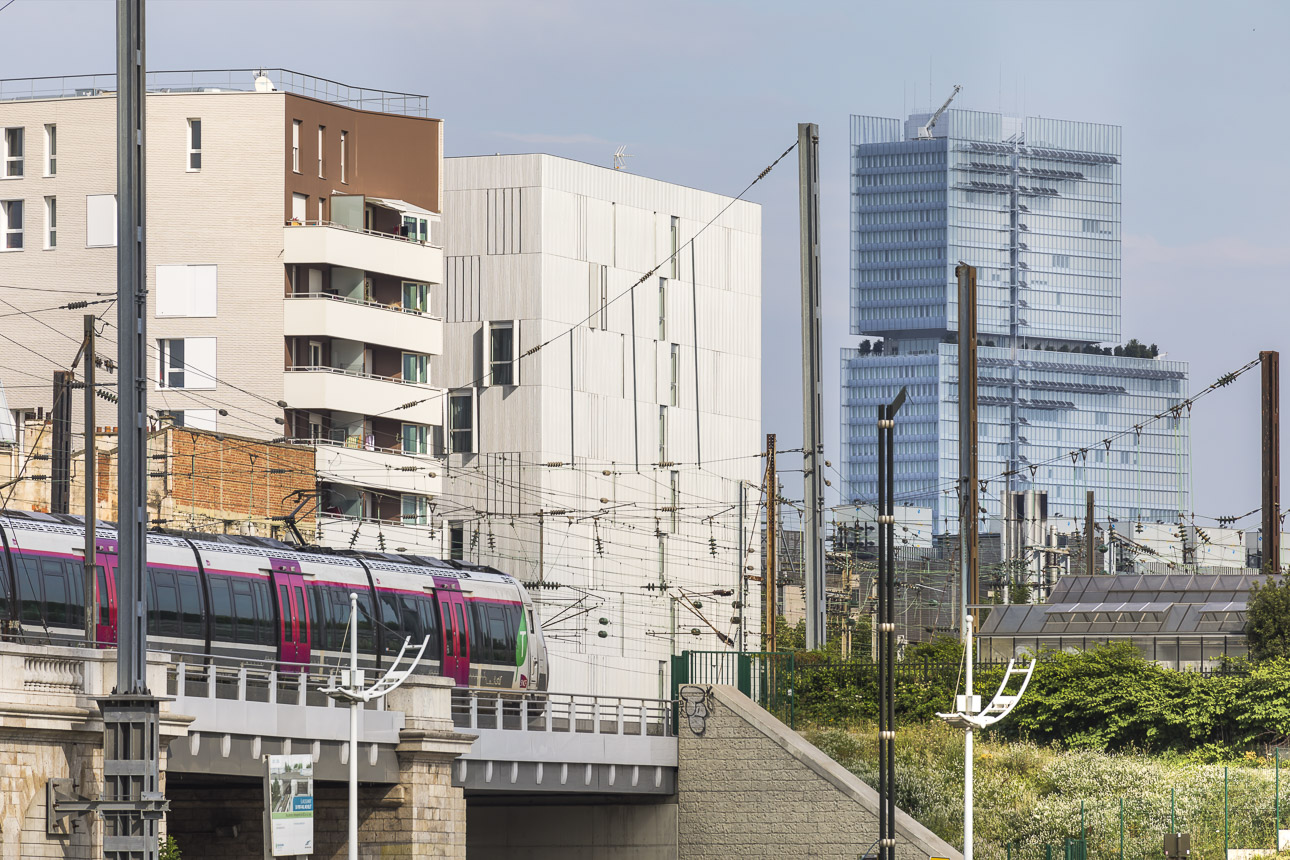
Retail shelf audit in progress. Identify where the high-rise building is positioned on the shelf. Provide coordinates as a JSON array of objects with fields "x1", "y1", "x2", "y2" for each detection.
[
  {"x1": 841, "y1": 108, "x2": 1190, "y2": 532},
  {"x1": 0, "y1": 69, "x2": 446, "y2": 549},
  {"x1": 440, "y1": 154, "x2": 762, "y2": 697}
]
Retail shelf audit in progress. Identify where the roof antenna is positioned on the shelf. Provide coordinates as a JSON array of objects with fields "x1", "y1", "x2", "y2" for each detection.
[{"x1": 613, "y1": 145, "x2": 633, "y2": 171}]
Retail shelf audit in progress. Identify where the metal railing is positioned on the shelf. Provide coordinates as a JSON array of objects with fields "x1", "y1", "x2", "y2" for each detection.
[
  {"x1": 284, "y1": 218, "x2": 442, "y2": 250},
  {"x1": 451, "y1": 687, "x2": 674, "y2": 738},
  {"x1": 0, "y1": 69, "x2": 431, "y2": 117},
  {"x1": 283, "y1": 364, "x2": 438, "y2": 388},
  {"x1": 165, "y1": 653, "x2": 383, "y2": 711},
  {"x1": 284, "y1": 291, "x2": 441, "y2": 320}
]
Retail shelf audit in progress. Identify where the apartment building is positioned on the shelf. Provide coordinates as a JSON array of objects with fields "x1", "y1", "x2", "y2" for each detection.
[
  {"x1": 0, "y1": 69, "x2": 446, "y2": 548},
  {"x1": 438, "y1": 154, "x2": 762, "y2": 698}
]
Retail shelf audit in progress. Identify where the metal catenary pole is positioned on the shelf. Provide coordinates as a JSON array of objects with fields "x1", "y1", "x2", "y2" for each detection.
[
  {"x1": 1086, "y1": 490, "x2": 1095, "y2": 577},
  {"x1": 765, "y1": 433, "x2": 777, "y2": 654},
  {"x1": 798, "y1": 121, "x2": 826, "y2": 650},
  {"x1": 877, "y1": 404, "x2": 888, "y2": 860},
  {"x1": 83, "y1": 314, "x2": 96, "y2": 645},
  {"x1": 1262, "y1": 351, "x2": 1280, "y2": 572},
  {"x1": 349, "y1": 592, "x2": 360, "y2": 860},
  {"x1": 876, "y1": 387, "x2": 906, "y2": 860},
  {"x1": 956, "y1": 263, "x2": 978, "y2": 637}
]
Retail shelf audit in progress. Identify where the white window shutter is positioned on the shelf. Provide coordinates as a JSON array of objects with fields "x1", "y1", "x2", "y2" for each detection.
[
  {"x1": 470, "y1": 388, "x2": 479, "y2": 454},
  {"x1": 155, "y1": 266, "x2": 187, "y2": 317},
  {"x1": 86, "y1": 194, "x2": 117, "y2": 247},
  {"x1": 480, "y1": 321, "x2": 492, "y2": 388},
  {"x1": 441, "y1": 392, "x2": 450, "y2": 454},
  {"x1": 190, "y1": 265, "x2": 217, "y2": 317},
  {"x1": 511, "y1": 319, "x2": 521, "y2": 386},
  {"x1": 183, "y1": 409, "x2": 218, "y2": 431},
  {"x1": 184, "y1": 337, "x2": 217, "y2": 390}
]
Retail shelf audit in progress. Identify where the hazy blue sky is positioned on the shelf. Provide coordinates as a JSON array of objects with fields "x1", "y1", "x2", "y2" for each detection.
[{"x1": 4, "y1": 0, "x2": 1288, "y2": 528}]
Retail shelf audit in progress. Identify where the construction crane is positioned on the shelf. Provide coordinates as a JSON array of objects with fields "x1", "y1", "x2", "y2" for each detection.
[{"x1": 917, "y1": 84, "x2": 962, "y2": 140}]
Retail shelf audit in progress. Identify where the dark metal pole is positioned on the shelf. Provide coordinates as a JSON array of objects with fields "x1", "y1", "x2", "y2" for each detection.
[
  {"x1": 1086, "y1": 490, "x2": 1096, "y2": 577},
  {"x1": 51, "y1": 371, "x2": 73, "y2": 514},
  {"x1": 765, "y1": 433, "x2": 777, "y2": 654},
  {"x1": 956, "y1": 263, "x2": 978, "y2": 635},
  {"x1": 877, "y1": 405, "x2": 888, "y2": 860},
  {"x1": 798, "y1": 122, "x2": 826, "y2": 650},
  {"x1": 876, "y1": 387, "x2": 906, "y2": 860},
  {"x1": 1263, "y1": 351, "x2": 1280, "y2": 573},
  {"x1": 84, "y1": 314, "x2": 97, "y2": 645}
]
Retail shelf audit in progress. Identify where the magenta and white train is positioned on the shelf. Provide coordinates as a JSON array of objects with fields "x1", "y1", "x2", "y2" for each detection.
[{"x1": 0, "y1": 510, "x2": 549, "y2": 690}]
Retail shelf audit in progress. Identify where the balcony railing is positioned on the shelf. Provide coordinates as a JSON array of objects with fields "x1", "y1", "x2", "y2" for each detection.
[
  {"x1": 284, "y1": 364, "x2": 430, "y2": 387},
  {"x1": 284, "y1": 218, "x2": 442, "y2": 250},
  {"x1": 284, "y1": 291, "x2": 441, "y2": 320}
]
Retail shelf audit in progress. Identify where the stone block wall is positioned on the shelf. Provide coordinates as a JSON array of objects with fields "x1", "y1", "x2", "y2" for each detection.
[{"x1": 676, "y1": 684, "x2": 961, "y2": 860}]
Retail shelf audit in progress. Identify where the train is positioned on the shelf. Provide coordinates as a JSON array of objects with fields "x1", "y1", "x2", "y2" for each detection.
[{"x1": 0, "y1": 509, "x2": 549, "y2": 690}]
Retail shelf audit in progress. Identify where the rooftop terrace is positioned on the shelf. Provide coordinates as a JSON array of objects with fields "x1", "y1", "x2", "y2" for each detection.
[{"x1": 0, "y1": 68, "x2": 429, "y2": 117}]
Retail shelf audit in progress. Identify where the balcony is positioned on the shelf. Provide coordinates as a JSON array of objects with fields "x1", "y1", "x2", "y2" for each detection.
[
  {"x1": 284, "y1": 293, "x2": 442, "y2": 355},
  {"x1": 283, "y1": 221, "x2": 442, "y2": 284},
  {"x1": 283, "y1": 366, "x2": 443, "y2": 427},
  {"x1": 315, "y1": 440, "x2": 442, "y2": 497}
]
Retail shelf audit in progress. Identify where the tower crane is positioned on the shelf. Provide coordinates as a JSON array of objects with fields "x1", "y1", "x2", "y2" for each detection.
[{"x1": 917, "y1": 84, "x2": 962, "y2": 140}]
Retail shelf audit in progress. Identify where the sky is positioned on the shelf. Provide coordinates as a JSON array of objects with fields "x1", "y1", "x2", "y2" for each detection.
[{"x1": 3, "y1": 0, "x2": 1288, "y2": 530}]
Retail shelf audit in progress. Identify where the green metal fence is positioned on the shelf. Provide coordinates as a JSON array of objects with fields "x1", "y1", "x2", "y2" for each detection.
[{"x1": 672, "y1": 651, "x2": 798, "y2": 726}]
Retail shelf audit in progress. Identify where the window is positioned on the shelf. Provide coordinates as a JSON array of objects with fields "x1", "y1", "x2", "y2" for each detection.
[
  {"x1": 449, "y1": 391, "x2": 475, "y2": 454},
  {"x1": 1053, "y1": 254, "x2": 1071, "y2": 268},
  {"x1": 317, "y1": 197, "x2": 325, "y2": 222},
  {"x1": 3, "y1": 127, "x2": 22, "y2": 177},
  {"x1": 44, "y1": 197, "x2": 55, "y2": 249},
  {"x1": 669, "y1": 470, "x2": 680, "y2": 532},
  {"x1": 157, "y1": 409, "x2": 217, "y2": 431},
  {"x1": 1, "y1": 200, "x2": 21, "y2": 250},
  {"x1": 658, "y1": 405, "x2": 668, "y2": 462},
  {"x1": 291, "y1": 192, "x2": 307, "y2": 223},
  {"x1": 340, "y1": 131, "x2": 348, "y2": 183},
  {"x1": 487, "y1": 320, "x2": 519, "y2": 386},
  {"x1": 157, "y1": 337, "x2": 216, "y2": 390},
  {"x1": 186, "y1": 118, "x2": 202, "y2": 171},
  {"x1": 669, "y1": 343, "x2": 679, "y2": 406},
  {"x1": 589, "y1": 264, "x2": 608, "y2": 330},
  {"x1": 291, "y1": 120, "x2": 301, "y2": 172},
  {"x1": 307, "y1": 340, "x2": 323, "y2": 367},
  {"x1": 85, "y1": 194, "x2": 117, "y2": 247},
  {"x1": 449, "y1": 523, "x2": 465, "y2": 560},
  {"x1": 669, "y1": 215, "x2": 679, "y2": 278},
  {"x1": 44, "y1": 125, "x2": 55, "y2": 176},
  {"x1": 658, "y1": 278, "x2": 667, "y2": 340},
  {"x1": 402, "y1": 352, "x2": 429, "y2": 384},
  {"x1": 401, "y1": 494, "x2": 428, "y2": 525},
  {"x1": 155, "y1": 264, "x2": 217, "y2": 317},
  {"x1": 402, "y1": 423, "x2": 428, "y2": 455},
  {"x1": 317, "y1": 125, "x2": 325, "y2": 177},
  {"x1": 402, "y1": 281, "x2": 429, "y2": 313}
]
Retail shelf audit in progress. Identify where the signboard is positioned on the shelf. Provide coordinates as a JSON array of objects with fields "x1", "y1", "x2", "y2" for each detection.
[{"x1": 264, "y1": 754, "x2": 314, "y2": 857}]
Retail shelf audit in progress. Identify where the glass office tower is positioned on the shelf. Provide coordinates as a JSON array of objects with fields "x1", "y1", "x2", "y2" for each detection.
[{"x1": 841, "y1": 109, "x2": 1189, "y2": 531}]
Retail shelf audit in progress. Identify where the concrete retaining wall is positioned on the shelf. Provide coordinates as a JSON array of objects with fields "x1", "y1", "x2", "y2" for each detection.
[{"x1": 676, "y1": 684, "x2": 961, "y2": 860}]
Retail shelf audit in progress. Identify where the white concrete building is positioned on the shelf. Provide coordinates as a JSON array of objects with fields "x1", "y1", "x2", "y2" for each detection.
[
  {"x1": 0, "y1": 69, "x2": 446, "y2": 544},
  {"x1": 440, "y1": 154, "x2": 762, "y2": 698}
]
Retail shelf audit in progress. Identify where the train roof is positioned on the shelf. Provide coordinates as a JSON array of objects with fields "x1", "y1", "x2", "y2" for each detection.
[{"x1": 0, "y1": 509, "x2": 512, "y2": 582}]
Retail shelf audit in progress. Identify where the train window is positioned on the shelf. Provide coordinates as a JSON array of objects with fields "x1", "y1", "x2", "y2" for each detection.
[
  {"x1": 468, "y1": 603, "x2": 488, "y2": 662},
  {"x1": 177, "y1": 573, "x2": 203, "y2": 639},
  {"x1": 42, "y1": 562, "x2": 68, "y2": 626},
  {"x1": 354, "y1": 591, "x2": 376, "y2": 653},
  {"x1": 208, "y1": 575, "x2": 234, "y2": 641},
  {"x1": 455, "y1": 604, "x2": 468, "y2": 660},
  {"x1": 379, "y1": 592, "x2": 401, "y2": 654},
  {"x1": 0, "y1": 547, "x2": 9, "y2": 602},
  {"x1": 415, "y1": 596, "x2": 441, "y2": 661},
  {"x1": 293, "y1": 585, "x2": 310, "y2": 646},
  {"x1": 15, "y1": 556, "x2": 40, "y2": 623},
  {"x1": 148, "y1": 568, "x2": 180, "y2": 638},
  {"x1": 309, "y1": 588, "x2": 330, "y2": 651},
  {"x1": 487, "y1": 605, "x2": 513, "y2": 665},
  {"x1": 231, "y1": 579, "x2": 257, "y2": 644},
  {"x1": 251, "y1": 579, "x2": 275, "y2": 646},
  {"x1": 96, "y1": 566, "x2": 108, "y2": 628}
]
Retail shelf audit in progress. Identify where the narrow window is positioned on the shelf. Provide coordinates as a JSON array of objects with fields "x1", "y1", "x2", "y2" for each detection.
[
  {"x1": 669, "y1": 471, "x2": 680, "y2": 532},
  {"x1": 669, "y1": 215, "x2": 679, "y2": 278},
  {"x1": 317, "y1": 196, "x2": 325, "y2": 222},
  {"x1": 658, "y1": 278, "x2": 666, "y2": 340},
  {"x1": 669, "y1": 343, "x2": 679, "y2": 406},
  {"x1": 1, "y1": 200, "x2": 22, "y2": 250},
  {"x1": 3, "y1": 127, "x2": 23, "y2": 177},
  {"x1": 339, "y1": 131, "x2": 348, "y2": 183},
  {"x1": 489, "y1": 322, "x2": 516, "y2": 386},
  {"x1": 158, "y1": 338, "x2": 186, "y2": 388},
  {"x1": 291, "y1": 120, "x2": 301, "y2": 173},
  {"x1": 402, "y1": 352, "x2": 428, "y2": 384},
  {"x1": 401, "y1": 423, "x2": 428, "y2": 455},
  {"x1": 658, "y1": 405, "x2": 667, "y2": 463},
  {"x1": 401, "y1": 494, "x2": 427, "y2": 525},
  {"x1": 186, "y1": 119, "x2": 202, "y2": 171},
  {"x1": 44, "y1": 125, "x2": 55, "y2": 176},
  {"x1": 44, "y1": 197, "x2": 55, "y2": 249},
  {"x1": 402, "y1": 281, "x2": 428, "y2": 313},
  {"x1": 449, "y1": 522, "x2": 465, "y2": 560},
  {"x1": 317, "y1": 125, "x2": 325, "y2": 178},
  {"x1": 291, "y1": 192, "x2": 307, "y2": 223},
  {"x1": 449, "y1": 392, "x2": 474, "y2": 454},
  {"x1": 307, "y1": 340, "x2": 323, "y2": 367}
]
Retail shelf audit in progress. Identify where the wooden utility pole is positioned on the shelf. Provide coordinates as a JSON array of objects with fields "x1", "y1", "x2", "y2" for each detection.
[
  {"x1": 765, "y1": 433, "x2": 777, "y2": 653},
  {"x1": 1085, "y1": 490, "x2": 1096, "y2": 577},
  {"x1": 83, "y1": 314, "x2": 97, "y2": 644},
  {"x1": 1262, "y1": 351, "x2": 1280, "y2": 573}
]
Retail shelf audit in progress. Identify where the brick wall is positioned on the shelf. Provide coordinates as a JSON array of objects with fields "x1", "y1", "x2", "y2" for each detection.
[{"x1": 677, "y1": 685, "x2": 961, "y2": 860}]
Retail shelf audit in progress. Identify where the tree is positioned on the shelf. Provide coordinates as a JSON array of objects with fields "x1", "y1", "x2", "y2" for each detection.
[
  {"x1": 1247, "y1": 577, "x2": 1290, "y2": 660},
  {"x1": 858, "y1": 339, "x2": 872, "y2": 356}
]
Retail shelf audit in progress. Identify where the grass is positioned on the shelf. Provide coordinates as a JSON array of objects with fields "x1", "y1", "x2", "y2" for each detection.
[{"x1": 801, "y1": 721, "x2": 1286, "y2": 860}]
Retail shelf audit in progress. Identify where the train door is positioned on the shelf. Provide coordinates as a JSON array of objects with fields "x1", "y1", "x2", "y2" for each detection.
[
  {"x1": 434, "y1": 578, "x2": 470, "y2": 686},
  {"x1": 93, "y1": 538, "x2": 119, "y2": 647},
  {"x1": 269, "y1": 558, "x2": 311, "y2": 670}
]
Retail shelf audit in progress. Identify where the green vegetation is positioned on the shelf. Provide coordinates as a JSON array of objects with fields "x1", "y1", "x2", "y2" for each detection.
[
  {"x1": 1247, "y1": 577, "x2": 1290, "y2": 660},
  {"x1": 805, "y1": 721, "x2": 1282, "y2": 860},
  {"x1": 159, "y1": 836, "x2": 182, "y2": 860}
]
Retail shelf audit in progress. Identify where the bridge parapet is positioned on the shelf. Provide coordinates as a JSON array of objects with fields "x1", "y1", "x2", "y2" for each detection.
[{"x1": 451, "y1": 687, "x2": 678, "y2": 795}]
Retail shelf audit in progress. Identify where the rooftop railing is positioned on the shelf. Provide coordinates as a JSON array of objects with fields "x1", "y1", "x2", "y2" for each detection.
[{"x1": 0, "y1": 68, "x2": 431, "y2": 117}]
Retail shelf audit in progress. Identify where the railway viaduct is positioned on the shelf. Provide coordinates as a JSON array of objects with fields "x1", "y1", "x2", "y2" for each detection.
[{"x1": 0, "y1": 641, "x2": 958, "y2": 860}]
